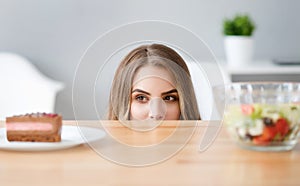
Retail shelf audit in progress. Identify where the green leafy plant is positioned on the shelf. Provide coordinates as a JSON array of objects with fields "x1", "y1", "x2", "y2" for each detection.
[{"x1": 223, "y1": 14, "x2": 256, "y2": 36}]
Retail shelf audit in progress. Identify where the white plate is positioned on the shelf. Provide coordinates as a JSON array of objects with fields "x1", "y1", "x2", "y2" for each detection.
[{"x1": 0, "y1": 126, "x2": 106, "y2": 151}]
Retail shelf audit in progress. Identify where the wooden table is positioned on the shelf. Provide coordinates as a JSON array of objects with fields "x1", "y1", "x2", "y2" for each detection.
[{"x1": 0, "y1": 120, "x2": 299, "y2": 186}]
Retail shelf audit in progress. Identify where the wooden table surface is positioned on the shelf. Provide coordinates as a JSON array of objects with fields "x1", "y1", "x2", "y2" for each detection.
[{"x1": 0, "y1": 120, "x2": 299, "y2": 186}]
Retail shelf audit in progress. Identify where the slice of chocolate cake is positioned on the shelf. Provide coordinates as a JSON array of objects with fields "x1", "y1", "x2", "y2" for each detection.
[{"x1": 6, "y1": 113, "x2": 62, "y2": 142}]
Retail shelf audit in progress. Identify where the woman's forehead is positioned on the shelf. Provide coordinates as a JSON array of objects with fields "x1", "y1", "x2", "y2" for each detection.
[{"x1": 132, "y1": 65, "x2": 175, "y2": 87}]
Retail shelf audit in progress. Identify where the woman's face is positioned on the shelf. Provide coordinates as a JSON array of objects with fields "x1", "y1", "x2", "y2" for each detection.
[{"x1": 130, "y1": 66, "x2": 180, "y2": 120}]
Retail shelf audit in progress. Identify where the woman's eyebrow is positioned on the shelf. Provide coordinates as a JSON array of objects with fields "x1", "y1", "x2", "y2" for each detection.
[
  {"x1": 162, "y1": 89, "x2": 177, "y2": 95},
  {"x1": 132, "y1": 89, "x2": 151, "y2": 95}
]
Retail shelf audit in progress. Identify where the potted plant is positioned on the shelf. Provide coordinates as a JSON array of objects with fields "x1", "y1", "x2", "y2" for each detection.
[{"x1": 223, "y1": 14, "x2": 256, "y2": 67}]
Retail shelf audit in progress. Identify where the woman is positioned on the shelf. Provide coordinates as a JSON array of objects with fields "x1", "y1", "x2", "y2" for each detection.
[{"x1": 108, "y1": 43, "x2": 200, "y2": 120}]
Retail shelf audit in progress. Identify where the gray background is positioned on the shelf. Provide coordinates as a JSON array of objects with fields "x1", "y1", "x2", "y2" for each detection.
[{"x1": 0, "y1": 0, "x2": 299, "y2": 119}]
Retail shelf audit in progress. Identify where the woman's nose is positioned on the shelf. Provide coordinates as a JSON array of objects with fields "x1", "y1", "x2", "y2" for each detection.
[{"x1": 148, "y1": 98, "x2": 166, "y2": 120}]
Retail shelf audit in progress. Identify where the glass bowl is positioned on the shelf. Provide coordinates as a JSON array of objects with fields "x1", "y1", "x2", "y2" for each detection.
[{"x1": 214, "y1": 82, "x2": 300, "y2": 151}]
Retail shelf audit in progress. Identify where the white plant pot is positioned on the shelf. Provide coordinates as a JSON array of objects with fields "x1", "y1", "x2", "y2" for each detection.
[{"x1": 224, "y1": 36, "x2": 254, "y2": 67}]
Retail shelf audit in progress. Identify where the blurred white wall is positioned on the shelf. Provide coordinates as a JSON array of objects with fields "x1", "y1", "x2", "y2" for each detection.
[{"x1": 0, "y1": 0, "x2": 299, "y2": 119}]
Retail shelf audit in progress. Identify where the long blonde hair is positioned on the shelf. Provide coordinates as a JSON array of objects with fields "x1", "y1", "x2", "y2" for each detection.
[{"x1": 108, "y1": 44, "x2": 200, "y2": 120}]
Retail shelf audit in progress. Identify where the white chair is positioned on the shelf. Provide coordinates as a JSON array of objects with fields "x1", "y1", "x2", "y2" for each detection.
[{"x1": 0, "y1": 53, "x2": 64, "y2": 120}]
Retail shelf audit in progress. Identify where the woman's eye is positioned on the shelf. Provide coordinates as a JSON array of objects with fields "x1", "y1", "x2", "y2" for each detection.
[
  {"x1": 163, "y1": 95, "x2": 178, "y2": 102},
  {"x1": 135, "y1": 95, "x2": 149, "y2": 103}
]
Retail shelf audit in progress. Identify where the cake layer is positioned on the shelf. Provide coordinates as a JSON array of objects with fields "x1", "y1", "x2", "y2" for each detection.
[
  {"x1": 6, "y1": 122, "x2": 53, "y2": 131},
  {"x1": 6, "y1": 113, "x2": 62, "y2": 123},
  {"x1": 7, "y1": 134, "x2": 61, "y2": 142}
]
